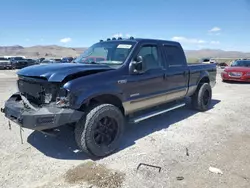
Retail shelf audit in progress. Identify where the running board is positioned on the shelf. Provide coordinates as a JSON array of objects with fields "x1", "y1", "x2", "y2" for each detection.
[{"x1": 130, "y1": 103, "x2": 186, "y2": 124}]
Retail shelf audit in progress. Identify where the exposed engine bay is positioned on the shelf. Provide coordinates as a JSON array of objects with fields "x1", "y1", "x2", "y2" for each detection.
[{"x1": 17, "y1": 76, "x2": 60, "y2": 106}]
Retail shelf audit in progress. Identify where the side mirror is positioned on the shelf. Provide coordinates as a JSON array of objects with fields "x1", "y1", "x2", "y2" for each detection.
[
  {"x1": 129, "y1": 56, "x2": 144, "y2": 74},
  {"x1": 135, "y1": 56, "x2": 143, "y2": 63}
]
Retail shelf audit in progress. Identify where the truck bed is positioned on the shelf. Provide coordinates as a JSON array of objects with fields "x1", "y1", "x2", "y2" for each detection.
[{"x1": 186, "y1": 63, "x2": 217, "y2": 97}]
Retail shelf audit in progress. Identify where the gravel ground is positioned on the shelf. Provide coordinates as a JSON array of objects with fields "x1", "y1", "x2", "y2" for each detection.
[{"x1": 0, "y1": 69, "x2": 250, "y2": 188}]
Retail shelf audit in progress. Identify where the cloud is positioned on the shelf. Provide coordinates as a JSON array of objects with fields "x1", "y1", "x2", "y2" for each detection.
[
  {"x1": 112, "y1": 33, "x2": 132, "y2": 38},
  {"x1": 171, "y1": 36, "x2": 206, "y2": 44},
  {"x1": 209, "y1": 27, "x2": 221, "y2": 32},
  {"x1": 210, "y1": 41, "x2": 220, "y2": 45},
  {"x1": 60, "y1": 37, "x2": 72, "y2": 43}
]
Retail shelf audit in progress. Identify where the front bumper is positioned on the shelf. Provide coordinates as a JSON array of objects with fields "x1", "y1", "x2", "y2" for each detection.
[
  {"x1": 1, "y1": 93, "x2": 84, "y2": 131},
  {"x1": 221, "y1": 72, "x2": 250, "y2": 82}
]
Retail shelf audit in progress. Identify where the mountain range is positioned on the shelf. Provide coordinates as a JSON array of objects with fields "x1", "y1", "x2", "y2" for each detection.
[
  {"x1": 0, "y1": 45, "x2": 86, "y2": 58},
  {"x1": 0, "y1": 45, "x2": 249, "y2": 60}
]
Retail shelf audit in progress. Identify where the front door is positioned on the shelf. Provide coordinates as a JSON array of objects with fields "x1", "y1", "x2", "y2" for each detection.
[{"x1": 122, "y1": 43, "x2": 167, "y2": 114}]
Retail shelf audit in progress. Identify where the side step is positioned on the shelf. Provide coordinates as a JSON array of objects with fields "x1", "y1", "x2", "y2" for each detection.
[{"x1": 130, "y1": 103, "x2": 186, "y2": 124}]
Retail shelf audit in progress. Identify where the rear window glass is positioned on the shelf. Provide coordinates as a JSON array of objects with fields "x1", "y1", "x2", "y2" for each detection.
[{"x1": 163, "y1": 45, "x2": 186, "y2": 66}]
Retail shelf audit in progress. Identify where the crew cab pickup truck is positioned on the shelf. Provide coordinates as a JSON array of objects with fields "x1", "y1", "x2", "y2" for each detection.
[
  {"x1": 1, "y1": 37, "x2": 216, "y2": 157},
  {"x1": 10, "y1": 57, "x2": 35, "y2": 69}
]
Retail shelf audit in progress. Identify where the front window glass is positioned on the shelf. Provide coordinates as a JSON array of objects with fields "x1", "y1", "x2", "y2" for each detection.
[
  {"x1": 74, "y1": 41, "x2": 135, "y2": 66},
  {"x1": 137, "y1": 45, "x2": 162, "y2": 70}
]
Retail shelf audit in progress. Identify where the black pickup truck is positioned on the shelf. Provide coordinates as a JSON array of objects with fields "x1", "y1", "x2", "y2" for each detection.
[
  {"x1": 10, "y1": 57, "x2": 36, "y2": 69},
  {"x1": 1, "y1": 37, "x2": 216, "y2": 157}
]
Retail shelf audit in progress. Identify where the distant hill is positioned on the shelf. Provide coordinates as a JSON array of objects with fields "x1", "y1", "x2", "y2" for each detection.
[
  {"x1": 185, "y1": 49, "x2": 250, "y2": 59},
  {"x1": 0, "y1": 45, "x2": 87, "y2": 58},
  {"x1": 0, "y1": 45, "x2": 250, "y2": 60}
]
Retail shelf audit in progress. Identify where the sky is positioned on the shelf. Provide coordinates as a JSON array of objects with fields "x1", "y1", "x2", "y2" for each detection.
[{"x1": 1, "y1": 0, "x2": 250, "y2": 51}]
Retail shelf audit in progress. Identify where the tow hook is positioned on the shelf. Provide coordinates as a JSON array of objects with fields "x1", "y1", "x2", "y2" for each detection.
[{"x1": 0, "y1": 108, "x2": 4, "y2": 113}]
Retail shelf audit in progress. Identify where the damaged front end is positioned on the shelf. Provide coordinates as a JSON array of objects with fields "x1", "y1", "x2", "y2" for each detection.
[{"x1": 2, "y1": 76, "x2": 83, "y2": 131}]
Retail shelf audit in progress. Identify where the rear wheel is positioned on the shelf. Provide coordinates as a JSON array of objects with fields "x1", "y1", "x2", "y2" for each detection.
[
  {"x1": 191, "y1": 83, "x2": 212, "y2": 111},
  {"x1": 75, "y1": 104, "x2": 124, "y2": 157}
]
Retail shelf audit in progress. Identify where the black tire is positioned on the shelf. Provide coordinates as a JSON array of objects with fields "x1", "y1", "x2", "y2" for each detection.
[
  {"x1": 191, "y1": 83, "x2": 212, "y2": 111},
  {"x1": 75, "y1": 104, "x2": 124, "y2": 157}
]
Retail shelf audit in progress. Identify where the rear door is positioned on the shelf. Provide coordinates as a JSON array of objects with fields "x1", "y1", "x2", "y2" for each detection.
[
  {"x1": 123, "y1": 42, "x2": 167, "y2": 114},
  {"x1": 161, "y1": 44, "x2": 189, "y2": 101}
]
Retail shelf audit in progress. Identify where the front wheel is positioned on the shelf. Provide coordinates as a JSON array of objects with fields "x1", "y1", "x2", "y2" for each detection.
[
  {"x1": 191, "y1": 83, "x2": 212, "y2": 111},
  {"x1": 75, "y1": 104, "x2": 125, "y2": 158}
]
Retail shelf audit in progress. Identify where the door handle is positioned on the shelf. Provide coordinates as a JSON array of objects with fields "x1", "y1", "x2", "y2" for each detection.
[
  {"x1": 183, "y1": 71, "x2": 188, "y2": 76},
  {"x1": 163, "y1": 73, "x2": 169, "y2": 79}
]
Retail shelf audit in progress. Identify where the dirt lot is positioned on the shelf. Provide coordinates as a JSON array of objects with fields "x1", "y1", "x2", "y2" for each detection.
[{"x1": 0, "y1": 69, "x2": 250, "y2": 188}]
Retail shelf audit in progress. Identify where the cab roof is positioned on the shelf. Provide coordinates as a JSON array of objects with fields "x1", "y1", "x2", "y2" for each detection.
[{"x1": 98, "y1": 37, "x2": 180, "y2": 45}]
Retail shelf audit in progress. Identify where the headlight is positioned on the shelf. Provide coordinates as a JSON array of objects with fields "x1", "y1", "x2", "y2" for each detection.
[
  {"x1": 56, "y1": 88, "x2": 70, "y2": 107},
  {"x1": 58, "y1": 88, "x2": 68, "y2": 97},
  {"x1": 221, "y1": 71, "x2": 227, "y2": 75},
  {"x1": 246, "y1": 72, "x2": 250, "y2": 76}
]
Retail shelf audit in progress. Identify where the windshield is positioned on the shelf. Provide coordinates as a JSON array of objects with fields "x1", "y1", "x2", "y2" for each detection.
[
  {"x1": 74, "y1": 41, "x2": 136, "y2": 66},
  {"x1": 231, "y1": 60, "x2": 250, "y2": 67}
]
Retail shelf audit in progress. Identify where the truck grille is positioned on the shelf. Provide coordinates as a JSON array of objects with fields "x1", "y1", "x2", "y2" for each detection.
[
  {"x1": 17, "y1": 77, "x2": 59, "y2": 105},
  {"x1": 17, "y1": 79, "x2": 45, "y2": 105}
]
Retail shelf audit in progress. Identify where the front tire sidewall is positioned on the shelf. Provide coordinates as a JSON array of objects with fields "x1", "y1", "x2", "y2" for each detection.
[{"x1": 76, "y1": 104, "x2": 124, "y2": 157}]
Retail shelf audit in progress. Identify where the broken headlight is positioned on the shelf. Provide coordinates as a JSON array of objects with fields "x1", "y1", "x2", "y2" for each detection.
[
  {"x1": 44, "y1": 93, "x2": 53, "y2": 104},
  {"x1": 56, "y1": 88, "x2": 70, "y2": 107}
]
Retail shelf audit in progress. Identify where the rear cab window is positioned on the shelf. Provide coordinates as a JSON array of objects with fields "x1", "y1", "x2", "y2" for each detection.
[{"x1": 162, "y1": 44, "x2": 187, "y2": 67}]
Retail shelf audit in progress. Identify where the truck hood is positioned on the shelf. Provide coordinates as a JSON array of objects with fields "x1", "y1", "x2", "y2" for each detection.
[{"x1": 17, "y1": 63, "x2": 114, "y2": 82}]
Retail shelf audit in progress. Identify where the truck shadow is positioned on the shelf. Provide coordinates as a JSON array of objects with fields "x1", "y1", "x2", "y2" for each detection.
[
  {"x1": 27, "y1": 99, "x2": 220, "y2": 160},
  {"x1": 118, "y1": 98, "x2": 220, "y2": 153},
  {"x1": 27, "y1": 126, "x2": 89, "y2": 160}
]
